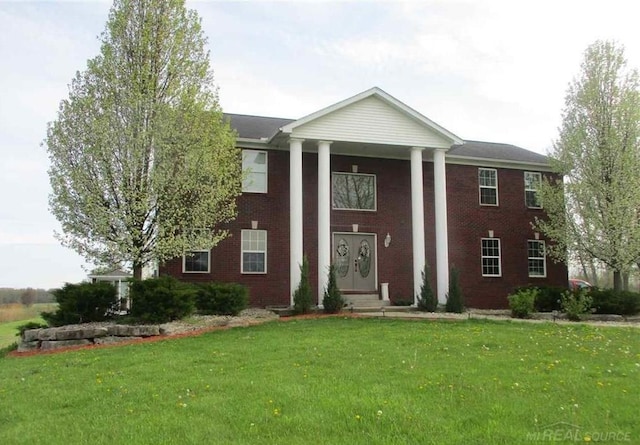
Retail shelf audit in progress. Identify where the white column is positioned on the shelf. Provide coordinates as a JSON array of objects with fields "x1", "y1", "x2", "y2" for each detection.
[
  {"x1": 410, "y1": 147, "x2": 426, "y2": 305},
  {"x1": 289, "y1": 138, "x2": 304, "y2": 305},
  {"x1": 434, "y1": 148, "x2": 449, "y2": 305},
  {"x1": 317, "y1": 141, "x2": 332, "y2": 306}
]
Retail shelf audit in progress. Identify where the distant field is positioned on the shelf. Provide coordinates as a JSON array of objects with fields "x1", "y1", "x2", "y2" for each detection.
[{"x1": 0, "y1": 303, "x2": 56, "y2": 348}]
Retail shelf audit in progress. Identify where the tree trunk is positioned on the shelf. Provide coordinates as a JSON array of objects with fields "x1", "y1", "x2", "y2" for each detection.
[
  {"x1": 622, "y1": 272, "x2": 630, "y2": 291},
  {"x1": 133, "y1": 264, "x2": 143, "y2": 280},
  {"x1": 613, "y1": 270, "x2": 623, "y2": 291}
]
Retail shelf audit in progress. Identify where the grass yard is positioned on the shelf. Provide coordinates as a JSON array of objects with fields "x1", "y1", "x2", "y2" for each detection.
[
  {"x1": 1, "y1": 317, "x2": 638, "y2": 444},
  {"x1": 0, "y1": 303, "x2": 55, "y2": 348}
]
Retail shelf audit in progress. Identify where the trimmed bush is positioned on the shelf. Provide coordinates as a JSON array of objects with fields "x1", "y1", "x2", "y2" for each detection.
[
  {"x1": 514, "y1": 285, "x2": 565, "y2": 312},
  {"x1": 507, "y1": 288, "x2": 538, "y2": 318},
  {"x1": 196, "y1": 283, "x2": 248, "y2": 316},
  {"x1": 323, "y1": 264, "x2": 344, "y2": 314},
  {"x1": 561, "y1": 289, "x2": 592, "y2": 321},
  {"x1": 590, "y1": 288, "x2": 640, "y2": 316},
  {"x1": 42, "y1": 281, "x2": 118, "y2": 326},
  {"x1": 129, "y1": 276, "x2": 196, "y2": 323},
  {"x1": 417, "y1": 264, "x2": 437, "y2": 312},
  {"x1": 16, "y1": 321, "x2": 49, "y2": 337},
  {"x1": 445, "y1": 267, "x2": 464, "y2": 313},
  {"x1": 293, "y1": 256, "x2": 313, "y2": 315}
]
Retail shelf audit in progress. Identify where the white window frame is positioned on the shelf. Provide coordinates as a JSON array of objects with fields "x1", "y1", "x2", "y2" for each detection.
[
  {"x1": 524, "y1": 171, "x2": 542, "y2": 209},
  {"x1": 331, "y1": 172, "x2": 377, "y2": 212},
  {"x1": 478, "y1": 168, "x2": 499, "y2": 206},
  {"x1": 242, "y1": 149, "x2": 268, "y2": 193},
  {"x1": 481, "y1": 238, "x2": 502, "y2": 277},
  {"x1": 527, "y1": 240, "x2": 547, "y2": 278},
  {"x1": 182, "y1": 250, "x2": 210, "y2": 273},
  {"x1": 241, "y1": 229, "x2": 267, "y2": 274}
]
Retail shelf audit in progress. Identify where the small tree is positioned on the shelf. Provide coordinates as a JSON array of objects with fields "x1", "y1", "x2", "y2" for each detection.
[
  {"x1": 322, "y1": 264, "x2": 344, "y2": 314},
  {"x1": 293, "y1": 256, "x2": 313, "y2": 314},
  {"x1": 20, "y1": 288, "x2": 36, "y2": 307},
  {"x1": 416, "y1": 264, "x2": 437, "y2": 312},
  {"x1": 445, "y1": 267, "x2": 464, "y2": 313}
]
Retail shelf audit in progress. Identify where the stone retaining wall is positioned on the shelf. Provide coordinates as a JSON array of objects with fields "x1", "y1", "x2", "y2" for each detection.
[{"x1": 18, "y1": 324, "x2": 162, "y2": 352}]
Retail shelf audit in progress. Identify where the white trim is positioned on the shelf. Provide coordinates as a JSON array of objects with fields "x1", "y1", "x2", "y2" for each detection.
[
  {"x1": 410, "y1": 147, "x2": 426, "y2": 304},
  {"x1": 331, "y1": 172, "x2": 377, "y2": 211},
  {"x1": 433, "y1": 148, "x2": 449, "y2": 305},
  {"x1": 524, "y1": 171, "x2": 543, "y2": 209},
  {"x1": 478, "y1": 167, "x2": 499, "y2": 206},
  {"x1": 241, "y1": 229, "x2": 267, "y2": 274},
  {"x1": 332, "y1": 232, "x2": 378, "y2": 292},
  {"x1": 278, "y1": 87, "x2": 464, "y2": 145},
  {"x1": 242, "y1": 149, "x2": 268, "y2": 194},
  {"x1": 481, "y1": 238, "x2": 502, "y2": 277},
  {"x1": 446, "y1": 154, "x2": 553, "y2": 172},
  {"x1": 318, "y1": 141, "x2": 332, "y2": 305},
  {"x1": 182, "y1": 250, "x2": 210, "y2": 274},
  {"x1": 527, "y1": 239, "x2": 547, "y2": 278},
  {"x1": 289, "y1": 138, "x2": 304, "y2": 301}
]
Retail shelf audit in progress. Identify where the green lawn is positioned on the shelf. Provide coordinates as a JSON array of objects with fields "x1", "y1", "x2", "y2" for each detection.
[{"x1": 1, "y1": 318, "x2": 638, "y2": 444}]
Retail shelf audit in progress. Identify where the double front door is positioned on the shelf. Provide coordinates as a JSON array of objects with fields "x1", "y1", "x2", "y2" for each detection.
[{"x1": 333, "y1": 233, "x2": 376, "y2": 291}]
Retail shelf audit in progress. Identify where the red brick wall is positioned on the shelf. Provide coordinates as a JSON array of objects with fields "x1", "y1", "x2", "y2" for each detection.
[
  {"x1": 446, "y1": 164, "x2": 568, "y2": 308},
  {"x1": 160, "y1": 149, "x2": 568, "y2": 309}
]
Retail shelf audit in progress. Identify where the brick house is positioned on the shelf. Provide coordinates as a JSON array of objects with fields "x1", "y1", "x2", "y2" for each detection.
[{"x1": 160, "y1": 87, "x2": 568, "y2": 309}]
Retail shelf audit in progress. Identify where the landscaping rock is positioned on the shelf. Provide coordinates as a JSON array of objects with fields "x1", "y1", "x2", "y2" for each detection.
[
  {"x1": 94, "y1": 336, "x2": 142, "y2": 345},
  {"x1": 54, "y1": 327, "x2": 108, "y2": 341},
  {"x1": 590, "y1": 314, "x2": 624, "y2": 322},
  {"x1": 109, "y1": 325, "x2": 160, "y2": 337},
  {"x1": 17, "y1": 341, "x2": 40, "y2": 352},
  {"x1": 41, "y1": 339, "x2": 92, "y2": 350}
]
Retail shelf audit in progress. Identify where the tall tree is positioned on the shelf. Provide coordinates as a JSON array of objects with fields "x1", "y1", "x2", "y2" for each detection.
[
  {"x1": 534, "y1": 41, "x2": 640, "y2": 290},
  {"x1": 45, "y1": 0, "x2": 241, "y2": 279}
]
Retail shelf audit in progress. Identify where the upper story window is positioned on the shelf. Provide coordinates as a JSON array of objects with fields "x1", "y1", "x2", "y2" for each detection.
[
  {"x1": 524, "y1": 172, "x2": 542, "y2": 208},
  {"x1": 242, "y1": 150, "x2": 268, "y2": 193},
  {"x1": 332, "y1": 173, "x2": 376, "y2": 211},
  {"x1": 481, "y1": 238, "x2": 501, "y2": 277},
  {"x1": 528, "y1": 240, "x2": 546, "y2": 277},
  {"x1": 241, "y1": 229, "x2": 267, "y2": 274},
  {"x1": 183, "y1": 250, "x2": 210, "y2": 273},
  {"x1": 479, "y1": 168, "x2": 498, "y2": 206}
]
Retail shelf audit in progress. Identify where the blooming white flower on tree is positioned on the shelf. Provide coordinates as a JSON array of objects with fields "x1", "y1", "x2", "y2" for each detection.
[
  {"x1": 534, "y1": 41, "x2": 640, "y2": 290},
  {"x1": 45, "y1": 0, "x2": 241, "y2": 279}
]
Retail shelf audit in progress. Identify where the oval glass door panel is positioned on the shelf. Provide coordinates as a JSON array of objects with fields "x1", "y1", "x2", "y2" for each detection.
[
  {"x1": 335, "y1": 238, "x2": 350, "y2": 278},
  {"x1": 357, "y1": 240, "x2": 371, "y2": 278}
]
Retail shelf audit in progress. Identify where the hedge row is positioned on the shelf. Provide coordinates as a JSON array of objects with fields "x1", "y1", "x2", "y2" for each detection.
[
  {"x1": 42, "y1": 277, "x2": 249, "y2": 326},
  {"x1": 514, "y1": 285, "x2": 640, "y2": 316}
]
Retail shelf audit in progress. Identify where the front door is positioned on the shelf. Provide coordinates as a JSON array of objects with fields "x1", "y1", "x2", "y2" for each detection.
[{"x1": 333, "y1": 233, "x2": 376, "y2": 291}]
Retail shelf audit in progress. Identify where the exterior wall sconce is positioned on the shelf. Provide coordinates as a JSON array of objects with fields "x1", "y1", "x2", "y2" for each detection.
[{"x1": 384, "y1": 233, "x2": 391, "y2": 247}]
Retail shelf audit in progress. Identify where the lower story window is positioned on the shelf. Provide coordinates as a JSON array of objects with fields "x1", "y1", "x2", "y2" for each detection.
[
  {"x1": 183, "y1": 250, "x2": 210, "y2": 273},
  {"x1": 481, "y1": 238, "x2": 501, "y2": 277},
  {"x1": 528, "y1": 240, "x2": 546, "y2": 277},
  {"x1": 242, "y1": 229, "x2": 267, "y2": 273}
]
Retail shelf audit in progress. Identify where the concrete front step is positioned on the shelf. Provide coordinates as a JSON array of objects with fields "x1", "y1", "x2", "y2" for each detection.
[{"x1": 344, "y1": 293, "x2": 389, "y2": 307}]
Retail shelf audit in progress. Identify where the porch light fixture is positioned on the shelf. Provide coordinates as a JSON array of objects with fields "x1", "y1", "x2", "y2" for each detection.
[{"x1": 384, "y1": 233, "x2": 391, "y2": 248}]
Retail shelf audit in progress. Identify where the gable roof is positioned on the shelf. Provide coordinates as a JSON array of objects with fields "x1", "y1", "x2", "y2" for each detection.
[
  {"x1": 224, "y1": 113, "x2": 548, "y2": 167},
  {"x1": 280, "y1": 87, "x2": 464, "y2": 146}
]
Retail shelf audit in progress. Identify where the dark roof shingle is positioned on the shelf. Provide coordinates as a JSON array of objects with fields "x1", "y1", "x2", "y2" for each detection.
[{"x1": 224, "y1": 114, "x2": 548, "y2": 165}]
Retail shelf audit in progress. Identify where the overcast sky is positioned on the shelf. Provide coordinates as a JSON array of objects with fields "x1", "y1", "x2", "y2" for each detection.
[{"x1": 1, "y1": 0, "x2": 640, "y2": 289}]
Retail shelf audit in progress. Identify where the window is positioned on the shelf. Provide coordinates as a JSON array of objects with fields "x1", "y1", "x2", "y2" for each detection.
[
  {"x1": 524, "y1": 172, "x2": 542, "y2": 208},
  {"x1": 183, "y1": 250, "x2": 210, "y2": 273},
  {"x1": 528, "y1": 240, "x2": 546, "y2": 277},
  {"x1": 242, "y1": 150, "x2": 267, "y2": 193},
  {"x1": 481, "y1": 238, "x2": 501, "y2": 277},
  {"x1": 332, "y1": 173, "x2": 376, "y2": 211},
  {"x1": 479, "y1": 168, "x2": 498, "y2": 205},
  {"x1": 242, "y1": 229, "x2": 267, "y2": 273}
]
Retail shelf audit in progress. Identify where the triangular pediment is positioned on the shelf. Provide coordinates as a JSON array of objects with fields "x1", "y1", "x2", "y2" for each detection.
[{"x1": 279, "y1": 88, "x2": 462, "y2": 148}]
